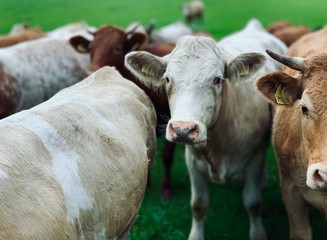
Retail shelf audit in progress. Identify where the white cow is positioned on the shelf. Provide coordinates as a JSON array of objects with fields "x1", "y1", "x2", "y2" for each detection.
[
  {"x1": 0, "y1": 66, "x2": 157, "y2": 239},
  {"x1": 149, "y1": 21, "x2": 193, "y2": 44},
  {"x1": 125, "y1": 19, "x2": 287, "y2": 240},
  {"x1": 47, "y1": 21, "x2": 96, "y2": 40},
  {"x1": 0, "y1": 35, "x2": 90, "y2": 119}
]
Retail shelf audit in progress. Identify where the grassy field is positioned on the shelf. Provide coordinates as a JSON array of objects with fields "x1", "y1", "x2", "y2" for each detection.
[{"x1": 1, "y1": 0, "x2": 327, "y2": 239}]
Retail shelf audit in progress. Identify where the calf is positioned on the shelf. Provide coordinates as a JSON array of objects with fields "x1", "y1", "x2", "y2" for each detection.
[
  {"x1": 69, "y1": 24, "x2": 177, "y2": 200},
  {"x1": 0, "y1": 66, "x2": 157, "y2": 239},
  {"x1": 0, "y1": 36, "x2": 90, "y2": 119},
  {"x1": 125, "y1": 19, "x2": 287, "y2": 240},
  {"x1": 256, "y1": 27, "x2": 327, "y2": 240}
]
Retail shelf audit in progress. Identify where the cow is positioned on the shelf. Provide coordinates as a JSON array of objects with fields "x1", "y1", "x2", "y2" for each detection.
[
  {"x1": 147, "y1": 20, "x2": 193, "y2": 44},
  {"x1": 0, "y1": 36, "x2": 90, "y2": 119},
  {"x1": 8, "y1": 21, "x2": 30, "y2": 35},
  {"x1": 180, "y1": 0, "x2": 204, "y2": 29},
  {"x1": 0, "y1": 27, "x2": 45, "y2": 47},
  {"x1": 47, "y1": 21, "x2": 97, "y2": 40},
  {"x1": 124, "y1": 19, "x2": 287, "y2": 240},
  {"x1": 267, "y1": 20, "x2": 311, "y2": 47},
  {"x1": 69, "y1": 24, "x2": 177, "y2": 200},
  {"x1": 0, "y1": 66, "x2": 157, "y2": 239},
  {"x1": 255, "y1": 27, "x2": 327, "y2": 240},
  {"x1": 0, "y1": 21, "x2": 95, "y2": 48}
]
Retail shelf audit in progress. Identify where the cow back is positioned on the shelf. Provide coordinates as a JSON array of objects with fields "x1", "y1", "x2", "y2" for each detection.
[{"x1": 0, "y1": 67, "x2": 157, "y2": 239}]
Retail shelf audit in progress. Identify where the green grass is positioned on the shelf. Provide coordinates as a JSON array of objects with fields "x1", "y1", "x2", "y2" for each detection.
[{"x1": 1, "y1": 0, "x2": 327, "y2": 239}]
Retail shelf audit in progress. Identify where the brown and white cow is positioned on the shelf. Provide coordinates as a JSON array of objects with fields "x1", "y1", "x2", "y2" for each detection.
[
  {"x1": 69, "y1": 24, "x2": 177, "y2": 200},
  {"x1": 0, "y1": 35, "x2": 90, "y2": 119},
  {"x1": 180, "y1": 0, "x2": 205, "y2": 28},
  {"x1": 256, "y1": 27, "x2": 327, "y2": 240},
  {"x1": 0, "y1": 66, "x2": 157, "y2": 239},
  {"x1": 125, "y1": 19, "x2": 287, "y2": 240}
]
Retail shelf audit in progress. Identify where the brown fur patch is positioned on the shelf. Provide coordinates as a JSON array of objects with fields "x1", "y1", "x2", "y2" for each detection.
[{"x1": 0, "y1": 64, "x2": 21, "y2": 118}]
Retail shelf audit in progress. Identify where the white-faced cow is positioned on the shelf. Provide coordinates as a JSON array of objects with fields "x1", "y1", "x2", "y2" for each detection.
[
  {"x1": 256, "y1": 27, "x2": 327, "y2": 240},
  {"x1": 0, "y1": 66, "x2": 157, "y2": 239},
  {"x1": 69, "y1": 24, "x2": 177, "y2": 200},
  {"x1": 125, "y1": 19, "x2": 287, "y2": 240},
  {"x1": 0, "y1": 36, "x2": 90, "y2": 119}
]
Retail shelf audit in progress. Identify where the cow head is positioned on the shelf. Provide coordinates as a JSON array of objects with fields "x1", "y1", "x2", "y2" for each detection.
[
  {"x1": 256, "y1": 50, "x2": 327, "y2": 191},
  {"x1": 69, "y1": 25, "x2": 147, "y2": 74},
  {"x1": 125, "y1": 36, "x2": 265, "y2": 149}
]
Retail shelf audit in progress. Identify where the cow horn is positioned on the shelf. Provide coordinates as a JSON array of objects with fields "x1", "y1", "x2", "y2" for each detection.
[
  {"x1": 146, "y1": 20, "x2": 155, "y2": 35},
  {"x1": 266, "y1": 50, "x2": 305, "y2": 72}
]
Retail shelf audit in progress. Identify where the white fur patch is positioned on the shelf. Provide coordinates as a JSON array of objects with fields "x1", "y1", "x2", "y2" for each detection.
[
  {"x1": 0, "y1": 112, "x2": 94, "y2": 223},
  {"x1": 0, "y1": 168, "x2": 10, "y2": 180},
  {"x1": 38, "y1": 98, "x2": 117, "y2": 133}
]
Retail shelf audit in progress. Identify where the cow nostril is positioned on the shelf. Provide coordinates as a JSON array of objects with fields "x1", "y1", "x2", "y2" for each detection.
[
  {"x1": 313, "y1": 169, "x2": 323, "y2": 183},
  {"x1": 168, "y1": 123, "x2": 176, "y2": 137},
  {"x1": 188, "y1": 124, "x2": 199, "y2": 140}
]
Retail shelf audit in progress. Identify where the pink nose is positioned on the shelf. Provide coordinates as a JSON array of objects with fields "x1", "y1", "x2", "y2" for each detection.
[{"x1": 168, "y1": 121, "x2": 199, "y2": 143}]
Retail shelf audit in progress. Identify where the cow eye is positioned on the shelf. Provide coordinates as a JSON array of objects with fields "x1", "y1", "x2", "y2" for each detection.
[
  {"x1": 301, "y1": 105, "x2": 309, "y2": 117},
  {"x1": 212, "y1": 76, "x2": 223, "y2": 85}
]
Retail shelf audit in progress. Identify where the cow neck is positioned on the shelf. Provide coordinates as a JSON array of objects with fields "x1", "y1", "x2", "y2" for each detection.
[{"x1": 201, "y1": 79, "x2": 244, "y2": 174}]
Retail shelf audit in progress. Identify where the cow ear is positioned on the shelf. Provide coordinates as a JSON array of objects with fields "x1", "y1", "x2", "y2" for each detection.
[
  {"x1": 225, "y1": 53, "x2": 266, "y2": 80},
  {"x1": 125, "y1": 51, "x2": 167, "y2": 88},
  {"x1": 69, "y1": 35, "x2": 91, "y2": 53},
  {"x1": 125, "y1": 32, "x2": 147, "y2": 52},
  {"x1": 255, "y1": 71, "x2": 302, "y2": 105}
]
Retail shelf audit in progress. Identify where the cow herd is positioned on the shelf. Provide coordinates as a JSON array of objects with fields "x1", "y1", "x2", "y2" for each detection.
[{"x1": 0, "y1": 13, "x2": 326, "y2": 240}]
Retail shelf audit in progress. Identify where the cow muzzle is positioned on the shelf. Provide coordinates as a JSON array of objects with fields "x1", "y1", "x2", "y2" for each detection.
[
  {"x1": 307, "y1": 163, "x2": 327, "y2": 191},
  {"x1": 166, "y1": 121, "x2": 206, "y2": 148}
]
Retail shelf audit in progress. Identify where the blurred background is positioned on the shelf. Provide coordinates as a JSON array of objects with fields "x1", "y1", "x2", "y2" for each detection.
[{"x1": 1, "y1": 0, "x2": 326, "y2": 239}]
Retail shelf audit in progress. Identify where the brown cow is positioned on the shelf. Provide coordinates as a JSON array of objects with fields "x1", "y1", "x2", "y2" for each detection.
[
  {"x1": 0, "y1": 27, "x2": 45, "y2": 47},
  {"x1": 69, "y1": 24, "x2": 176, "y2": 200},
  {"x1": 267, "y1": 20, "x2": 311, "y2": 47},
  {"x1": 256, "y1": 27, "x2": 327, "y2": 239}
]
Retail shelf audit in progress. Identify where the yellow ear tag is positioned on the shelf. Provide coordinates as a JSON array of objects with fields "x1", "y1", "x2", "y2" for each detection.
[
  {"x1": 77, "y1": 44, "x2": 88, "y2": 53},
  {"x1": 141, "y1": 65, "x2": 153, "y2": 77},
  {"x1": 240, "y1": 65, "x2": 249, "y2": 76},
  {"x1": 275, "y1": 85, "x2": 289, "y2": 105}
]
